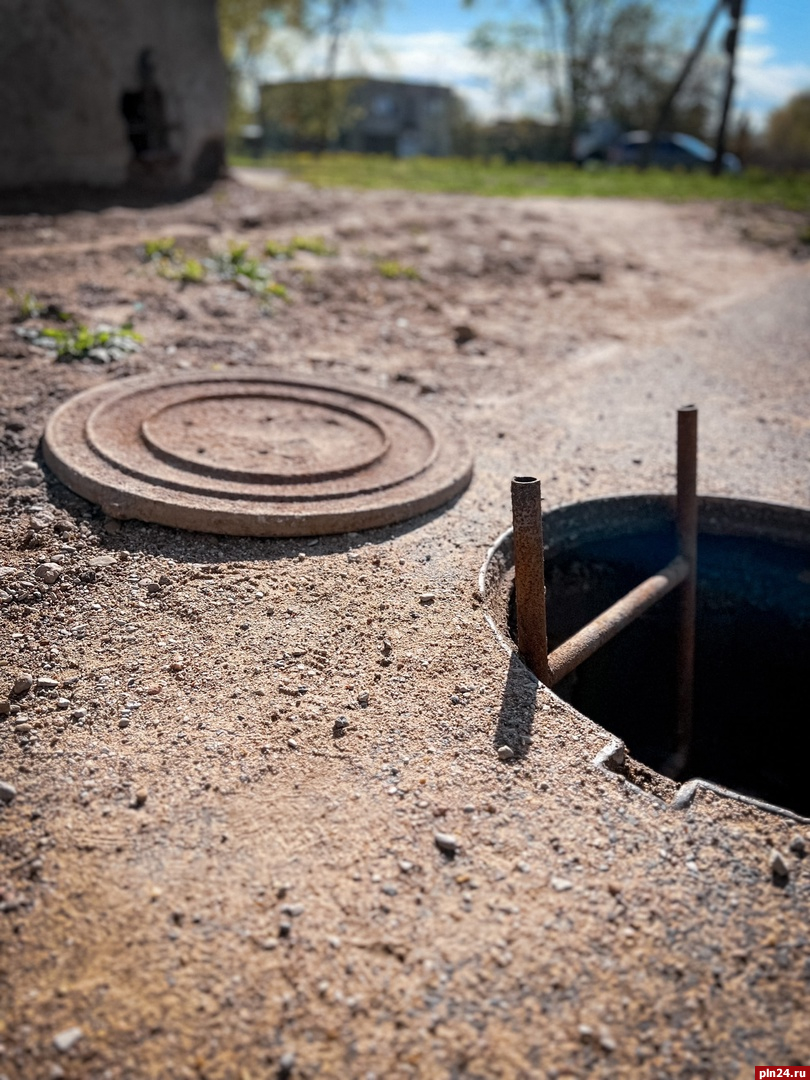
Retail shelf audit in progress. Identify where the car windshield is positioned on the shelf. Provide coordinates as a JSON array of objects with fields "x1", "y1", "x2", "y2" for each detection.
[{"x1": 671, "y1": 133, "x2": 715, "y2": 161}]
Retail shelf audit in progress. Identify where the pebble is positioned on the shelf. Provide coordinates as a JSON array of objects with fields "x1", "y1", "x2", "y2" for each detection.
[
  {"x1": 333, "y1": 716, "x2": 349, "y2": 731},
  {"x1": 158, "y1": 574, "x2": 172, "y2": 586},
  {"x1": 789, "y1": 835, "x2": 806, "y2": 856},
  {"x1": 53, "y1": 1027, "x2": 83, "y2": 1053},
  {"x1": 551, "y1": 876, "x2": 573, "y2": 892},
  {"x1": 71, "y1": 709, "x2": 86, "y2": 722},
  {"x1": 497, "y1": 745, "x2": 515, "y2": 762},
  {"x1": 134, "y1": 788, "x2": 148, "y2": 808},
  {"x1": 36, "y1": 677, "x2": 59, "y2": 691},
  {"x1": 279, "y1": 1050, "x2": 296, "y2": 1075},
  {"x1": 15, "y1": 723, "x2": 33, "y2": 735},
  {"x1": 88, "y1": 555, "x2": 116, "y2": 568},
  {"x1": 434, "y1": 831, "x2": 459, "y2": 855},
  {"x1": 0, "y1": 700, "x2": 9, "y2": 715},
  {"x1": 381, "y1": 883, "x2": 398, "y2": 896},
  {"x1": 56, "y1": 698, "x2": 70, "y2": 710},
  {"x1": 287, "y1": 738, "x2": 298, "y2": 749},
  {"x1": 419, "y1": 592, "x2": 435, "y2": 604},
  {"x1": 399, "y1": 860, "x2": 414, "y2": 873},
  {"x1": 770, "y1": 848, "x2": 789, "y2": 878},
  {"x1": 280, "y1": 903, "x2": 305, "y2": 917},
  {"x1": 450, "y1": 694, "x2": 460, "y2": 705},
  {"x1": 0, "y1": 781, "x2": 17, "y2": 804},
  {"x1": 12, "y1": 675, "x2": 33, "y2": 697},
  {"x1": 356, "y1": 691, "x2": 369, "y2": 706},
  {"x1": 34, "y1": 562, "x2": 61, "y2": 585},
  {"x1": 118, "y1": 717, "x2": 130, "y2": 729}
]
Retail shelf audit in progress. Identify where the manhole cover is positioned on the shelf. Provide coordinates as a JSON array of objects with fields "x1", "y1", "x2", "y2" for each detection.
[{"x1": 43, "y1": 371, "x2": 473, "y2": 536}]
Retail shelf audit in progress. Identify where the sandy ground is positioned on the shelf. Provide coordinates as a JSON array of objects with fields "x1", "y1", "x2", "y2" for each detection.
[{"x1": 0, "y1": 174, "x2": 809, "y2": 1080}]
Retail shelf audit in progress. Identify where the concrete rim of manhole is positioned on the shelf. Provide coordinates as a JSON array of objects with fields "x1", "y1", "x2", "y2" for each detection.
[
  {"x1": 42, "y1": 370, "x2": 473, "y2": 537},
  {"x1": 479, "y1": 493, "x2": 810, "y2": 826}
]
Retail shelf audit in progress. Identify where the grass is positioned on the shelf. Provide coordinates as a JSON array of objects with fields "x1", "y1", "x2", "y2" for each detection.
[
  {"x1": 7, "y1": 289, "x2": 72, "y2": 322},
  {"x1": 265, "y1": 235, "x2": 336, "y2": 258},
  {"x1": 18, "y1": 323, "x2": 142, "y2": 362},
  {"x1": 376, "y1": 260, "x2": 421, "y2": 281},
  {"x1": 230, "y1": 152, "x2": 810, "y2": 211}
]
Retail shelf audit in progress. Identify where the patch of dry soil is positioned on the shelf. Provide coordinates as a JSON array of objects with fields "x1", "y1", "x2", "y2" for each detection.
[{"x1": 0, "y1": 177, "x2": 808, "y2": 1080}]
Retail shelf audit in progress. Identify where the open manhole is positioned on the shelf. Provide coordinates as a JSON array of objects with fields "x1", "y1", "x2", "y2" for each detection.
[
  {"x1": 482, "y1": 495, "x2": 810, "y2": 818},
  {"x1": 42, "y1": 371, "x2": 472, "y2": 536}
]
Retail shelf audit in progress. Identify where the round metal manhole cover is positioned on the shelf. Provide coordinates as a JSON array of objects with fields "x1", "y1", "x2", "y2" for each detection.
[{"x1": 42, "y1": 371, "x2": 473, "y2": 536}]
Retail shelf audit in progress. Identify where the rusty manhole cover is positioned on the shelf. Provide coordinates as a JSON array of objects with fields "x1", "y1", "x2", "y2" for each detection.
[{"x1": 43, "y1": 371, "x2": 473, "y2": 536}]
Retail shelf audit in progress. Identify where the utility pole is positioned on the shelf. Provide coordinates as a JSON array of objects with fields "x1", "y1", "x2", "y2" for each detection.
[{"x1": 713, "y1": 0, "x2": 744, "y2": 175}]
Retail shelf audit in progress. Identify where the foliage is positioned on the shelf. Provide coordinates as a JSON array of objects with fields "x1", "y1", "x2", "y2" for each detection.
[
  {"x1": 767, "y1": 93, "x2": 810, "y2": 172},
  {"x1": 466, "y1": 0, "x2": 717, "y2": 144},
  {"x1": 230, "y1": 152, "x2": 810, "y2": 211},
  {"x1": 265, "y1": 235, "x2": 337, "y2": 257},
  {"x1": 16, "y1": 322, "x2": 142, "y2": 363},
  {"x1": 157, "y1": 257, "x2": 207, "y2": 284},
  {"x1": 143, "y1": 237, "x2": 177, "y2": 261},
  {"x1": 376, "y1": 260, "x2": 421, "y2": 281},
  {"x1": 7, "y1": 289, "x2": 72, "y2": 323},
  {"x1": 147, "y1": 238, "x2": 291, "y2": 304}
]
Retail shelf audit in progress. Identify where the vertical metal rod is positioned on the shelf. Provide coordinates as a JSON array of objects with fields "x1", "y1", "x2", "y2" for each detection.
[
  {"x1": 676, "y1": 406, "x2": 698, "y2": 770},
  {"x1": 511, "y1": 476, "x2": 550, "y2": 683}
]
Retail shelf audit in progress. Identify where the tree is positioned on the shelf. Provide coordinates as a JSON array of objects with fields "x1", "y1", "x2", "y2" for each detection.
[
  {"x1": 467, "y1": 0, "x2": 717, "y2": 150},
  {"x1": 217, "y1": 0, "x2": 303, "y2": 134},
  {"x1": 766, "y1": 91, "x2": 810, "y2": 171}
]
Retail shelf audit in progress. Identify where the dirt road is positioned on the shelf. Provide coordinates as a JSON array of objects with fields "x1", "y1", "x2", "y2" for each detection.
[{"x1": 1, "y1": 176, "x2": 808, "y2": 1079}]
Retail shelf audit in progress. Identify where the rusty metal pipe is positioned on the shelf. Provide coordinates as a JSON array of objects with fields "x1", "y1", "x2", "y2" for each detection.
[
  {"x1": 675, "y1": 405, "x2": 698, "y2": 769},
  {"x1": 511, "y1": 476, "x2": 550, "y2": 683},
  {"x1": 547, "y1": 555, "x2": 689, "y2": 686}
]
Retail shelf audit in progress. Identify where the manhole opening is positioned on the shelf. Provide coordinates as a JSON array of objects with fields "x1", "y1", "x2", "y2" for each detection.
[{"x1": 496, "y1": 497, "x2": 810, "y2": 817}]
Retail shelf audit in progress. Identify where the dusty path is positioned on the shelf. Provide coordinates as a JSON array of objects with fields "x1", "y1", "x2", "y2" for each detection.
[{"x1": 0, "y1": 177, "x2": 808, "y2": 1079}]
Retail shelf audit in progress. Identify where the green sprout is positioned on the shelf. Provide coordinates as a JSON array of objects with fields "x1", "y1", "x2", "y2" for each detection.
[
  {"x1": 265, "y1": 236, "x2": 336, "y2": 258},
  {"x1": 376, "y1": 260, "x2": 421, "y2": 281},
  {"x1": 20, "y1": 322, "x2": 142, "y2": 363},
  {"x1": 7, "y1": 289, "x2": 72, "y2": 322},
  {"x1": 143, "y1": 237, "x2": 177, "y2": 261}
]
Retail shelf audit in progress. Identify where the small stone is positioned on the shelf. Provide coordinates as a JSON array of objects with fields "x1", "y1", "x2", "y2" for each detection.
[
  {"x1": 158, "y1": 574, "x2": 172, "y2": 586},
  {"x1": 36, "y1": 677, "x2": 59, "y2": 691},
  {"x1": 56, "y1": 698, "x2": 70, "y2": 710},
  {"x1": 497, "y1": 745, "x2": 515, "y2": 761},
  {"x1": 118, "y1": 717, "x2": 130, "y2": 729},
  {"x1": 356, "y1": 691, "x2": 369, "y2": 706},
  {"x1": 15, "y1": 723, "x2": 32, "y2": 735},
  {"x1": 88, "y1": 555, "x2": 116, "y2": 568},
  {"x1": 434, "y1": 831, "x2": 458, "y2": 855},
  {"x1": 419, "y1": 592, "x2": 435, "y2": 604},
  {"x1": 381, "y1": 883, "x2": 398, "y2": 896},
  {"x1": 333, "y1": 716, "x2": 349, "y2": 731},
  {"x1": 347, "y1": 552, "x2": 360, "y2": 562},
  {"x1": 0, "y1": 781, "x2": 17, "y2": 804},
  {"x1": 770, "y1": 848, "x2": 789, "y2": 879},
  {"x1": 34, "y1": 562, "x2": 61, "y2": 584},
  {"x1": 279, "y1": 1050, "x2": 296, "y2": 1075},
  {"x1": 279, "y1": 920, "x2": 292, "y2": 938},
  {"x1": 0, "y1": 700, "x2": 10, "y2": 716},
  {"x1": 53, "y1": 1027, "x2": 83, "y2": 1053},
  {"x1": 12, "y1": 675, "x2": 33, "y2": 697},
  {"x1": 287, "y1": 738, "x2": 298, "y2": 749},
  {"x1": 169, "y1": 660, "x2": 185, "y2": 672},
  {"x1": 789, "y1": 835, "x2": 806, "y2": 856},
  {"x1": 134, "y1": 788, "x2": 148, "y2": 808},
  {"x1": 551, "y1": 876, "x2": 573, "y2": 892},
  {"x1": 280, "y1": 903, "x2": 305, "y2": 917},
  {"x1": 70, "y1": 709, "x2": 86, "y2": 722},
  {"x1": 145, "y1": 582, "x2": 160, "y2": 594},
  {"x1": 450, "y1": 694, "x2": 460, "y2": 705}
]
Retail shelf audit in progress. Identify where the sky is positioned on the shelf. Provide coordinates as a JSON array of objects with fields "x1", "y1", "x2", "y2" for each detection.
[{"x1": 258, "y1": 0, "x2": 810, "y2": 129}]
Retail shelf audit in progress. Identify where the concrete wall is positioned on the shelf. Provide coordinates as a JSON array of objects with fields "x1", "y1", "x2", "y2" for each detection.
[{"x1": 0, "y1": 0, "x2": 227, "y2": 189}]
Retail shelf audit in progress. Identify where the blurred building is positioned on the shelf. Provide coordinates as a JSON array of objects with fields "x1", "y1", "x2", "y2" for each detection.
[
  {"x1": 259, "y1": 78, "x2": 455, "y2": 157},
  {"x1": 0, "y1": 0, "x2": 227, "y2": 191}
]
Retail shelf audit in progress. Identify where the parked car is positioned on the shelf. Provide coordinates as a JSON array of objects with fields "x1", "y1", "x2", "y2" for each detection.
[{"x1": 604, "y1": 130, "x2": 742, "y2": 173}]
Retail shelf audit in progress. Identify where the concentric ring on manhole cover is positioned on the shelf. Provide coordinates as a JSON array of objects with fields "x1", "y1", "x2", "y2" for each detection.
[{"x1": 42, "y1": 371, "x2": 473, "y2": 536}]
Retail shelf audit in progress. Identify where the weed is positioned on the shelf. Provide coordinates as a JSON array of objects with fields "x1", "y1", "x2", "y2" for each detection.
[
  {"x1": 7, "y1": 289, "x2": 71, "y2": 322},
  {"x1": 264, "y1": 282, "x2": 289, "y2": 300},
  {"x1": 16, "y1": 322, "x2": 142, "y2": 363},
  {"x1": 265, "y1": 236, "x2": 337, "y2": 258},
  {"x1": 143, "y1": 237, "x2": 177, "y2": 261},
  {"x1": 376, "y1": 260, "x2": 421, "y2": 281}
]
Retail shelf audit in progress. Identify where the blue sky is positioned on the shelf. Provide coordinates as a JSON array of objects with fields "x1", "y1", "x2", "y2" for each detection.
[{"x1": 260, "y1": 0, "x2": 810, "y2": 127}]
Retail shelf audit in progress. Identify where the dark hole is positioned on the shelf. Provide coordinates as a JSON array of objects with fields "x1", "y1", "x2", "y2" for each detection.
[{"x1": 509, "y1": 520, "x2": 810, "y2": 816}]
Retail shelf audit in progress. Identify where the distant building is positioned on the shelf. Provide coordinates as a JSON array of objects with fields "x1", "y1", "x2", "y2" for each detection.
[
  {"x1": 0, "y1": 0, "x2": 227, "y2": 191},
  {"x1": 259, "y1": 78, "x2": 455, "y2": 157}
]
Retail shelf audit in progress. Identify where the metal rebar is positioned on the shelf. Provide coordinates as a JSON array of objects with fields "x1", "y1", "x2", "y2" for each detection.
[
  {"x1": 547, "y1": 555, "x2": 689, "y2": 686},
  {"x1": 675, "y1": 405, "x2": 698, "y2": 769},
  {"x1": 511, "y1": 476, "x2": 550, "y2": 683}
]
